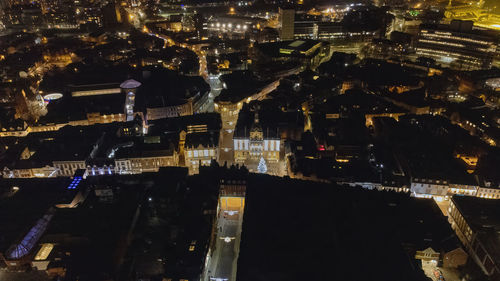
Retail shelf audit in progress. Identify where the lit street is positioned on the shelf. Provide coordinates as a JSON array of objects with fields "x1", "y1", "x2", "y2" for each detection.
[{"x1": 204, "y1": 198, "x2": 244, "y2": 281}]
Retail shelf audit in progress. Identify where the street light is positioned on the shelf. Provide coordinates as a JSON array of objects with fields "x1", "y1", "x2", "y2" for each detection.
[{"x1": 220, "y1": 237, "x2": 235, "y2": 243}]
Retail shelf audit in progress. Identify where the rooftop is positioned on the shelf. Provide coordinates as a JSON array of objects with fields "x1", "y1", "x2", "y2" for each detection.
[
  {"x1": 237, "y1": 175, "x2": 456, "y2": 281},
  {"x1": 184, "y1": 131, "x2": 219, "y2": 149},
  {"x1": 0, "y1": 178, "x2": 78, "y2": 254},
  {"x1": 254, "y1": 39, "x2": 324, "y2": 58},
  {"x1": 452, "y1": 195, "x2": 500, "y2": 232}
]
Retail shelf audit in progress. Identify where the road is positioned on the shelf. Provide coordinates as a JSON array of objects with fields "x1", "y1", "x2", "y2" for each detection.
[
  {"x1": 218, "y1": 128, "x2": 234, "y2": 166},
  {"x1": 205, "y1": 75, "x2": 223, "y2": 113},
  {"x1": 204, "y1": 199, "x2": 244, "y2": 281},
  {"x1": 145, "y1": 31, "x2": 224, "y2": 113}
]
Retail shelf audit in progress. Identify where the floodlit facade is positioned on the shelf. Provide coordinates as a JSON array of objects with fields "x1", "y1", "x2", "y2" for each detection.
[
  {"x1": 114, "y1": 152, "x2": 179, "y2": 174},
  {"x1": 185, "y1": 145, "x2": 218, "y2": 173},
  {"x1": 410, "y1": 178, "x2": 449, "y2": 198},
  {"x1": 180, "y1": 123, "x2": 220, "y2": 174},
  {"x1": 233, "y1": 113, "x2": 280, "y2": 164},
  {"x1": 53, "y1": 161, "x2": 87, "y2": 177},
  {"x1": 476, "y1": 186, "x2": 500, "y2": 199}
]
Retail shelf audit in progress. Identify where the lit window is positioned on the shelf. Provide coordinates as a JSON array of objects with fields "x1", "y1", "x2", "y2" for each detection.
[
  {"x1": 189, "y1": 245, "x2": 195, "y2": 251},
  {"x1": 210, "y1": 149, "x2": 215, "y2": 156},
  {"x1": 187, "y1": 151, "x2": 192, "y2": 158},
  {"x1": 194, "y1": 150, "x2": 198, "y2": 157},
  {"x1": 204, "y1": 149, "x2": 209, "y2": 157}
]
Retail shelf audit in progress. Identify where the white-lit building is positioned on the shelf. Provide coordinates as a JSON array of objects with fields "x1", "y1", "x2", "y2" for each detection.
[
  {"x1": 184, "y1": 131, "x2": 219, "y2": 174},
  {"x1": 233, "y1": 113, "x2": 280, "y2": 164},
  {"x1": 476, "y1": 186, "x2": 500, "y2": 199},
  {"x1": 410, "y1": 178, "x2": 449, "y2": 198}
]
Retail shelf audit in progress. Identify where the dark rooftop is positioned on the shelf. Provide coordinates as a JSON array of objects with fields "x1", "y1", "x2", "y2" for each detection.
[
  {"x1": 0, "y1": 178, "x2": 78, "y2": 254},
  {"x1": 237, "y1": 175, "x2": 456, "y2": 281},
  {"x1": 185, "y1": 131, "x2": 219, "y2": 148}
]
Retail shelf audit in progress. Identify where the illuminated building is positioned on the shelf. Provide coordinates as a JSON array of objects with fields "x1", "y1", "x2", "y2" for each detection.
[
  {"x1": 233, "y1": 112, "x2": 280, "y2": 165},
  {"x1": 120, "y1": 79, "x2": 141, "y2": 121},
  {"x1": 445, "y1": 0, "x2": 500, "y2": 31},
  {"x1": 476, "y1": 185, "x2": 500, "y2": 199},
  {"x1": 294, "y1": 21, "x2": 377, "y2": 41},
  {"x1": 214, "y1": 100, "x2": 244, "y2": 128},
  {"x1": 32, "y1": 243, "x2": 54, "y2": 270},
  {"x1": 205, "y1": 15, "x2": 258, "y2": 39},
  {"x1": 416, "y1": 20, "x2": 498, "y2": 70},
  {"x1": 485, "y1": 77, "x2": 500, "y2": 91},
  {"x1": 114, "y1": 149, "x2": 178, "y2": 174},
  {"x1": 410, "y1": 178, "x2": 450, "y2": 199},
  {"x1": 2, "y1": 208, "x2": 55, "y2": 270},
  {"x1": 32, "y1": 81, "x2": 128, "y2": 133},
  {"x1": 0, "y1": 119, "x2": 30, "y2": 137},
  {"x1": 184, "y1": 131, "x2": 219, "y2": 174},
  {"x1": 146, "y1": 102, "x2": 194, "y2": 120},
  {"x1": 279, "y1": 7, "x2": 295, "y2": 41},
  {"x1": 409, "y1": 174, "x2": 500, "y2": 200}
]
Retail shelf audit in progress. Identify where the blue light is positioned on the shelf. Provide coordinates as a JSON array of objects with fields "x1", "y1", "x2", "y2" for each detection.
[{"x1": 67, "y1": 176, "x2": 83, "y2": 190}]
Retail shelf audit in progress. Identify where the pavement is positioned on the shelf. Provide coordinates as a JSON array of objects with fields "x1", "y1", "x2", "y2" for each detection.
[
  {"x1": 204, "y1": 203, "x2": 244, "y2": 281},
  {"x1": 204, "y1": 75, "x2": 223, "y2": 113},
  {"x1": 219, "y1": 129, "x2": 235, "y2": 165}
]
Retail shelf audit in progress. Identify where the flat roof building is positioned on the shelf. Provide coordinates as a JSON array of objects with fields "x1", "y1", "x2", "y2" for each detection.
[
  {"x1": 416, "y1": 20, "x2": 498, "y2": 70},
  {"x1": 448, "y1": 196, "x2": 500, "y2": 279}
]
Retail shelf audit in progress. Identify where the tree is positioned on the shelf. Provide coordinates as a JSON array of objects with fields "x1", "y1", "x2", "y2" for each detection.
[{"x1": 257, "y1": 157, "x2": 267, "y2": 174}]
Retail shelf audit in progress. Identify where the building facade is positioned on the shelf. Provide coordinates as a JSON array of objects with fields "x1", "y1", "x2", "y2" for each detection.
[
  {"x1": 114, "y1": 151, "x2": 178, "y2": 174},
  {"x1": 416, "y1": 20, "x2": 498, "y2": 70},
  {"x1": 184, "y1": 131, "x2": 219, "y2": 174},
  {"x1": 410, "y1": 178, "x2": 449, "y2": 198},
  {"x1": 233, "y1": 113, "x2": 280, "y2": 164},
  {"x1": 279, "y1": 8, "x2": 295, "y2": 41}
]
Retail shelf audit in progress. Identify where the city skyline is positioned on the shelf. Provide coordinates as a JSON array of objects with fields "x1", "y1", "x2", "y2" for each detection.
[{"x1": 0, "y1": 0, "x2": 499, "y2": 280}]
